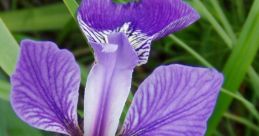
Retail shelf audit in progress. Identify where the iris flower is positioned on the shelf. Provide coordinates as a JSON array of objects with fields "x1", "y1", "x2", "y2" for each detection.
[{"x1": 10, "y1": 0, "x2": 224, "y2": 136}]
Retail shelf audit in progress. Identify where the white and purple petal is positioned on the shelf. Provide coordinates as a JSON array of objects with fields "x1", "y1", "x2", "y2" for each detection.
[
  {"x1": 121, "y1": 64, "x2": 223, "y2": 136},
  {"x1": 78, "y1": 0, "x2": 199, "y2": 38},
  {"x1": 83, "y1": 32, "x2": 138, "y2": 136},
  {"x1": 77, "y1": 0, "x2": 199, "y2": 65},
  {"x1": 77, "y1": 14, "x2": 152, "y2": 65},
  {"x1": 11, "y1": 40, "x2": 82, "y2": 136}
]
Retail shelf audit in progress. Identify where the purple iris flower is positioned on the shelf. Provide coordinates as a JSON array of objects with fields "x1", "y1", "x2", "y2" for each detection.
[{"x1": 10, "y1": 0, "x2": 224, "y2": 136}]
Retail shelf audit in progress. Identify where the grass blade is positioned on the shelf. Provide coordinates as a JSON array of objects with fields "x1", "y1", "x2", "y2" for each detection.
[
  {"x1": 63, "y1": 0, "x2": 79, "y2": 19},
  {"x1": 0, "y1": 18, "x2": 19, "y2": 75},
  {"x1": 248, "y1": 68, "x2": 259, "y2": 97},
  {"x1": 0, "y1": 99, "x2": 42, "y2": 136},
  {"x1": 208, "y1": 0, "x2": 236, "y2": 41},
  {"x1": 169, "y1": 35, "x2": 213, "y2": 67},
  {"x1": 0, "y1": 80, "x2": 11, "y2": 101},
  {"x1": 190, "y1": 0, "x2": 233, "y2": 48},
  {"x1": 0, "y1": 4, "x2": 71, "y2": 32},
  {"x1": 206, "y1": 0, "x2": 259, "y2": 135},
  {"x1": 224, "y1": 112, "x2": 259, "y2": 133},
  {"x1": 62, "y1": 0, "x2": 79, "y2": 18}
]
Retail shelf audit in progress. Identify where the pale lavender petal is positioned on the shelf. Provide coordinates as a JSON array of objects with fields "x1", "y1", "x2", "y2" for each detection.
[
  {"x1": 83, "y1": 32, "x2": 138, "y2": 136},
  {"x1": 11, "y1": 40, "x2": 82, "y2": 136},
  {"x1": 121, "y1": 64, "x2": 223, "y2": 136}
]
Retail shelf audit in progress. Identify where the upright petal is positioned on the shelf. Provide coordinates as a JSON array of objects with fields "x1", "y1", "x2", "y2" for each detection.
[
  {"x1": 121, "y1": 64, "x2": 223, "y2": 136},
  {"x1": 78, "y1": 0, "x2": 199, "y2": 65},
  {"x1": 78, "y1": 0, "x2": 199, "y2": 39},
  {"x1": 134, "y1": 0, "x2": 200, "y2": 40},
  {"x1": 77, "y1": 13, "x2": 152, "y2": 65},
  {"x1": 11, "y1": 40, "x2": 82, "y2": 136},
  {"x1": 84, "y1": 33, "x2": 138, "y2": 136}
]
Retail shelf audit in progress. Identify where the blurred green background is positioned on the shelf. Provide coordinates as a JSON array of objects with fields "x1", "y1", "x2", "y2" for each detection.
[{"x1": 0, "y1": 0, "x2": 258, "y2": 136}]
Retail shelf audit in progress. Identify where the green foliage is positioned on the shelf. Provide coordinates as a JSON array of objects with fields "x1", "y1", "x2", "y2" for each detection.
[
  {"x1": 0, "y1": 18, "x2": 19, "y2": 75},
  {"x1": 206, "y1": 0, "x2": 259, "y2": 135},
  {"x1": 63, "y1": 0, "x2": 78, "y2": 19},
  {"x1": 0, "y1": 4, "x2": 71, "y2": 32},
  {"x1": 0, "y1": 80, "x2": 11, "y2": 101},
  {"x1": 0, "y1": 99, "x2": 43, "y2": 136}
]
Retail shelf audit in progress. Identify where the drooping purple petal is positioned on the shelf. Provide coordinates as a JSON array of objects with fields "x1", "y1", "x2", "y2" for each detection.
[
  {"x1": 121, "y1": 64, "x2": 223, "y2": 136},
  {"x1": 11, "y1": 40, "x2": 82, "y2": 136},
  {"x1": 83, "y1": 32, "x2": 138, "y2": 136},
  {"x1": 77, "y1": 0, "x2": 199, "y2": 65}
]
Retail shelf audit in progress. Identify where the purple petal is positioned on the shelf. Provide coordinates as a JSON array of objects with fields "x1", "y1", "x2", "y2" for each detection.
[
  {"x1": 11, "y1": 40, "x2": 82, "y2": 135},
  {"x1": 121, "y1": 64, "x2": 223, "y2": 135},
  {"x1": 78, "y1": 0, "x2": 199, "y2": 39},
  {"x1": 135, "y1": 0, "x2": 200, "y2": 40},
  {"x1": 77, "y1": 0, "x2": 199, "y2": 65},
  {"x1": 77, "y1": 14, "x2": 152, "y2": 65},
  {"x1": 83, "y1": 33, "x2": 138, "y2": 136}
]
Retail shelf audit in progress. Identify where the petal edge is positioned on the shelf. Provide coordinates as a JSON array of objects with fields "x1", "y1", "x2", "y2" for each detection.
[
  {"x1": 121, "y1": 64, "x2": 223, "y2": 136},
  {"x1": 11, "y1": 40, "x2": 82, "y2": 135}
]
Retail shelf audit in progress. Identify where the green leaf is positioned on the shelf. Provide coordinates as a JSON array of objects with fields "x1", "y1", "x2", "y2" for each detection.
[
  {"x1": 0, "y1": 80, "x2": 11, "y2": 101},
  {"x1": 224, "y1": 112, "x2": 259, "y2": 133},
  {"x1": 248, "y1": 68, "x2": 259, "y2": 97},
  {"x1": 190, "y1": 0, "x2": 233, "y2": 48},
  {"x1": 0, "y1": 18, "x2": 19, "y2": 76},
  {"x1": 0, "y1": 99, "x2": 42, "y2": 136},
  {"x1": 80, "y1": 64, "x2": 89, "y2": 86},
  {"x1": 208, "y1": 0, "x2": 236, "y2": 42},
  {"x1": 62, "y1": 0, "x2": 80, "y2": 24},
  {"x1": 0, "y1": 3, "x2": 71, "y2": 32},
  {"x1": 206, "y1": 0, "x2": 259, "y2": 135},
  {"x1": 169, "y1": 35, "x2": 213, "y2": 67},
  {"x1": 120, "y1": 92, "x2": 133, "y2": 124},
  {"x1": 63, "y1": 0, "x2": 79, "y2": 19}
]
